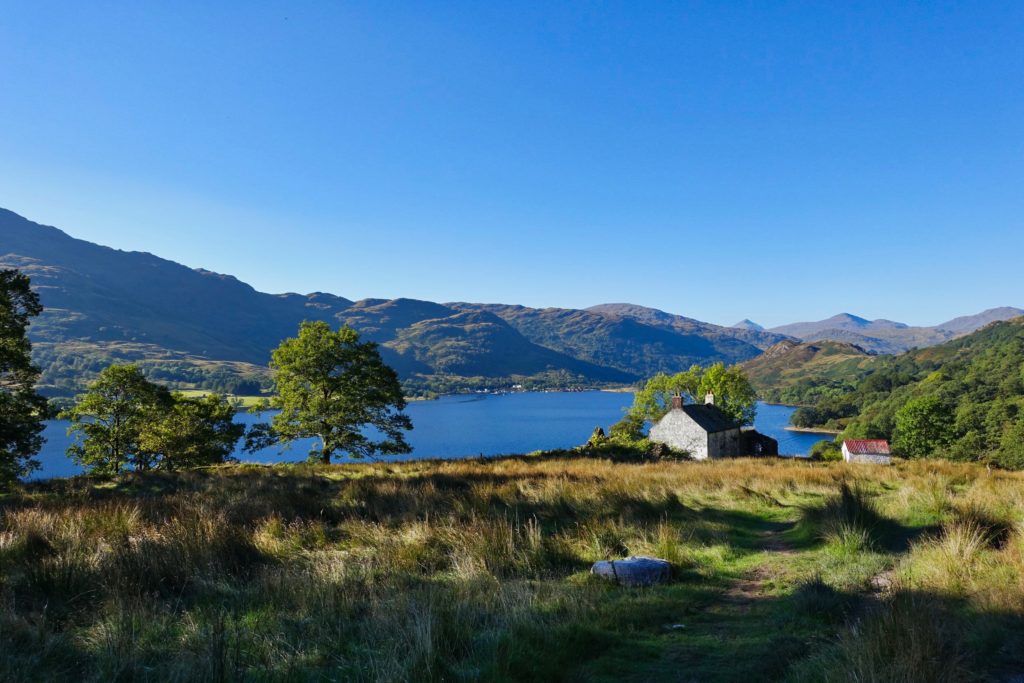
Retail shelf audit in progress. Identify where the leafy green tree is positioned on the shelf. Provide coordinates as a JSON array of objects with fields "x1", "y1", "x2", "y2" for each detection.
[
  {"x1": 699, "y1": 363, "x2": 758, "y2": 425},
  {"x1": 63, "y1": 364, "x2": 172, "y2": 475},
  {"x1": 257, "y1": 321, "x2": 412, "y2": 464},
  {"x1": 608, "y1": 411, "x2": 647, "y2": 441},
  {"x1": 139, "y1": 393, "x2": 244, "y2": 470},
  {"x1": 628, "y1": 363, "x2": 756, "y2": 426},
  {"x1": 0, "y1": 269, "x2": 48, "y2": 486},
  {"x1": 629, "y1": 366, "x2": 703, "y2": 423},
  {"x1": 892, "y1": 396, "x2": 955, "y2": 458},
  {"x1": 994, "y1": 416, "x2": 1024, "y2": 470}
]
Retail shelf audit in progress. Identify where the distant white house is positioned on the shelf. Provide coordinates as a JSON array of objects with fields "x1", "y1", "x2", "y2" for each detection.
[
  {"x1": 841, "y1": 439, "x2": 892, "y2": 464},
  {"x1": 648, "y1": 393, "x2": 777, "y2": 460}
]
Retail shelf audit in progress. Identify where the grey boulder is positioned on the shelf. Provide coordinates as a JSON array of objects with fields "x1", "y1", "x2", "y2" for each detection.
[{"x1": 591, "y1": 556, "x2": 672, "y2": 587}]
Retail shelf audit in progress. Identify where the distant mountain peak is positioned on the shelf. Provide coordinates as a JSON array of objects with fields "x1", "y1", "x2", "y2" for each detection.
[
  {"x1": 937, "y1": 306, "x2": 1024, "y2": 334},
  {"x1": 731, "y1": 319, "x2": 764, "y2": 331},
  {"x1": 769, "y1": 306, "x2": 1024, "y2": 355},
  {"x1": 828, "y1": 313, "x2": 872, "y2": 326}
]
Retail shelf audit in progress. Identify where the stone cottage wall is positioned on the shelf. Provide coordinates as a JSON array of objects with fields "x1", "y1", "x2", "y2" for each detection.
[
  {"x1": 649, "y1": 412, "x2": 710, "y2": 459},
  {"x1": 841, "y1": 445, "x2": 892, "y2": 464},
  {"x1": 844, "y1": 452, "x2": 892, "y2": 465}
]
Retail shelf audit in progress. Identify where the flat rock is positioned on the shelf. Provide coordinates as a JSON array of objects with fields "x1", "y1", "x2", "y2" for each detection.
[{"x1": 591, "y1": 556, "x2": 672, "y2": 587}]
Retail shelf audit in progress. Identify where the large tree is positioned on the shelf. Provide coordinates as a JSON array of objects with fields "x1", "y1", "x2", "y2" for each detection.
[
  {"x1": 63, "y1": 364, "x2": 172, "y2": 475},
  {"x1": 0, "y1": 269, "x2": 48, "y2": 486},
  {"x1": 139, "y1": 392, "x2": 244, "y2": 470},
  {"x1": 628, "y1": 363, "x2": 757, "y2": 427},
  {"x1": 892, "y1": 396, "x2": 955, "y2": 458},
  {"x1": 258, "y1": 321, "x2": 412, "y2": 464}
]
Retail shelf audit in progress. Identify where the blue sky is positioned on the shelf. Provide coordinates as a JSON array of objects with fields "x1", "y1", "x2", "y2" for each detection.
[{"x1": 1, "y1": 2, "x2": 1022, "y2": 327}]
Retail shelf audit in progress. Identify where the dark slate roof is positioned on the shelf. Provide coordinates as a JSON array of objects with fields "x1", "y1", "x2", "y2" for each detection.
[{"x1": 678, "y1": 404, "x2": 739, "y2": 433}]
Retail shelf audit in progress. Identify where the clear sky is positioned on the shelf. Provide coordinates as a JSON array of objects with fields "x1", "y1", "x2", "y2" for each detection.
[{"x1": 1, "y1": 2, "x2": 1021, "y2": 327}]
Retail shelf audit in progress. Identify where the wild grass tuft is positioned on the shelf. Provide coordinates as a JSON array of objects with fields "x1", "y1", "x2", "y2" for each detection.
[{"x1": 790, "y1": 590, "x2": 971, "y2": 683}]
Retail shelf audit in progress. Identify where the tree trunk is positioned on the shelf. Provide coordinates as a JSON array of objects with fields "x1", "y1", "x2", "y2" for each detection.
[{"x1": 318, "y1": 435, "x2": 331, "y2": 465}]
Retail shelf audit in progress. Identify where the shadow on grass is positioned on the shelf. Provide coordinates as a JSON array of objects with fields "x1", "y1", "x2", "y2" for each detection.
[
  {"x1": 584, "y1": 578, "x2": 1024, "y2": 683},
  {"x1": 792, "y1": 481, "x2": 938, "y2": 554}
]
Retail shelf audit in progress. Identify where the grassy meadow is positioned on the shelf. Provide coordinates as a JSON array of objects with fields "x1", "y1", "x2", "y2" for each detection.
[
  {"x1": 1, "y1": 456, "x2": 1023, "y2": 682},
  {"x1": 175, "y1": 389, "x2": 269, "y2": 410}
]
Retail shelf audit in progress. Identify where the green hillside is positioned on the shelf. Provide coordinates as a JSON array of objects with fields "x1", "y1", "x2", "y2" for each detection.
[
  {"x1": 743, "y1": 340, "x2": 879, "y2": 405},
  {"x1": 451, "y1": 303, "x2": 773, "y2": 377},
  {"x1": 794, "y1": 318, "x2": 1024, "y2": 467},
  {"x1": 31, "y1": 341, "x2": 272, "y2": 399},
  {"x1": 1, "y1": 208, "x2": 781, "y2": 397}
]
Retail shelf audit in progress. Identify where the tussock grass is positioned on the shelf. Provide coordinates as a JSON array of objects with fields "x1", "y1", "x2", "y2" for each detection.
[
  {"x1": 790, "y1": 590, "x2": 971, "y2": 683},
  {"x1": 1, "y1": 457, "x2": 1022, "y2": 681}
]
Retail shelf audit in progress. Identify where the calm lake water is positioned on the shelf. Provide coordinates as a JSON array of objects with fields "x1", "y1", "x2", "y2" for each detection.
[{"x1": 31, "y1": 394, "x2": 833, "y2": 480}]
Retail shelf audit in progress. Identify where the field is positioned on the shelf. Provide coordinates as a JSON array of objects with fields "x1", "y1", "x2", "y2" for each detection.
[
  {"x1": 175, "y1": 389, "x2": 269, "y2": 410},
  {"x1": 2, "y1": 456, "x2": 1023, "y2": 681}
]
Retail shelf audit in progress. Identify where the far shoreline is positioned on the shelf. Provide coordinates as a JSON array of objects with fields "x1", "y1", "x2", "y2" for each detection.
[{"x1": 784, "y1": 426, "x2": 841, "y2": 435}]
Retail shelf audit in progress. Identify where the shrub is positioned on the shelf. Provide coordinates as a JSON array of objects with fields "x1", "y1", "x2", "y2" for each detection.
[{"x1": 809, "y1": 439, "x2": 842, "y2": 462}]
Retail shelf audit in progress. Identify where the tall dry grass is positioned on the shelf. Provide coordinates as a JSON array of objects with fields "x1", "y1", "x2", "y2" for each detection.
[{"x1": 1, "y1": 456, "x2": 1022, "y2": 681}]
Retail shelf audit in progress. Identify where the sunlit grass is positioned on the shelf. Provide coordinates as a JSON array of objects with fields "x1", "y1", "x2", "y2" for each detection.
[{"x1": 1, "y1": 456, "x2": 1022, "y2": 681}]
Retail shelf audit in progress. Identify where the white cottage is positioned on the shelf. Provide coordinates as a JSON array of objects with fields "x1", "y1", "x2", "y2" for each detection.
[
  {"x1": 649, "y1": 394, "x2": 743, "y2": 460},
  {"x1": 841, "y1": 439, "x2": 892, "y2": 464}
]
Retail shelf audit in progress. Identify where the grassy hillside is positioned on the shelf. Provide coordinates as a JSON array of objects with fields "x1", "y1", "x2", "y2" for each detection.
[
  {"x1": 584, "y1": 303, "x2": 790, "y2": 351},
  {"x1": 32, "y1": 341, "x2": 272, "y2": 399},
  {"x1": 4, "y1": 208, "x2": 788, "y2": 397},
  {"x1": 451, "y1": 303, "x2": 769, "y2": 377},
  {"x1": 743, "y1": 340, "x2": 879, "y2": 405},
  {"x1": 2, "y1": 457, "x2": 1022, "y2": 681}
]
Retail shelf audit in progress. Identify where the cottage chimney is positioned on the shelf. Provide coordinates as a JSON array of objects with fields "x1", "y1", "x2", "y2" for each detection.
[
  {"x1": 671, "y1": 394, "x2": 683, "y2": 410},
  {"x1": 705, "y1": 392, "x2": 715, "y2": 405}
]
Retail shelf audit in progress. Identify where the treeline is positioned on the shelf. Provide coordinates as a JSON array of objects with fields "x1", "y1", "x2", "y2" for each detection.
[
  {"x1": 61, "y1": 365, "x2": 244, "y2": 474},
  {"x1": 0, "y1": 268, "x2": 413, "y2": 486},
  {"x1": 797, "y1": 319, "x2": 1024, "y2": 468},
  {"x1": 760, "y1": 378, "x2": 859, "y2": 408},
  {"x1": 401, "y1": 369, "x2": 617, "y2": 398},
  {"x1": 57, "y1": 323, "x2": 413, "y2": 476}
]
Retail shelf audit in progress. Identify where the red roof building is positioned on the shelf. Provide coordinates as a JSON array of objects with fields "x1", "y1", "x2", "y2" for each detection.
[{"x1": 841, "y1": 439, "x2": 892, "y2": 464}]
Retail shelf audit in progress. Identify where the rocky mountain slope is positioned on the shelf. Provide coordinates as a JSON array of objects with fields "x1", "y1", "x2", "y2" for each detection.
[{"x1": 0, "y1": 208, "x2": 769, "y2": 396}]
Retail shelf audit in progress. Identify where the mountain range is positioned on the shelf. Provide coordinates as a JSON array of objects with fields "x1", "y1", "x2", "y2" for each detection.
[
  {"x1": 764, "y1": 310, "x2": 1024, "y2": 354},
  {"x1": 1, "y1": 207, "x2": 1019, "y2": 397}
]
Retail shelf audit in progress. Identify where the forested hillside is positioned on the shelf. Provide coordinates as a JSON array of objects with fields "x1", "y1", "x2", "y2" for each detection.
[{"x1": 792, "y1": 318, "x2": 1024, "y2": 468}]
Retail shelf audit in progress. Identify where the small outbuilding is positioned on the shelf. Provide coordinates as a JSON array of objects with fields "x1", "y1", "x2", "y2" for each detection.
[
  {"x1": 649, "y1": 393, "x2": 777, "y2": 460},
  {"x1": 841, "y1": 439, "x2": 892, "y2": 464}
]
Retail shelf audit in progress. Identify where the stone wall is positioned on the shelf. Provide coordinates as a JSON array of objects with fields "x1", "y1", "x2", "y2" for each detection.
[
  {"x1": 841, "y1": 445, "x2": 892, "y2": 465},
  {"x1": 649, "y1": 411, "x2": 744, "y2": 460},
  {"x1": 649, "y1": 411, "x2": 712, "y2": 459}
]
